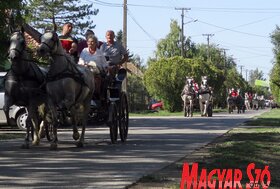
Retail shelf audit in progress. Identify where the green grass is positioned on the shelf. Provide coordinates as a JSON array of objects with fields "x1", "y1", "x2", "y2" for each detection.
[
  {"x1": 244, "y1": 108, "x2": 280, "y2": 126},
  {"x1": 184, "y1": 109, "x2": 280, "y2": 189},
  {"x1": 130, "y1": 108, "x2": 226, "y2": 117},
  {"x1": 131, "y1": 109, "x2": 280, "y2": 189}
]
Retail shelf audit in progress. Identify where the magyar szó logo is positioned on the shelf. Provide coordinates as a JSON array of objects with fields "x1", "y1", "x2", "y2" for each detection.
[{"x1": 180, "y1": 162, "x2": 271, "y2": 189}]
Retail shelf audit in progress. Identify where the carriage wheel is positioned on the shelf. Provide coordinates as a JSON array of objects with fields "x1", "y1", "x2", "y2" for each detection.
[
  {"x1": 184, "y1": 106, "x2": 187, "y2": 117},
  {"x1": 108, "y1": 102, "x2": 118, "y2": 144},
  {"x1": 207, "y1": 104, "x2": 213, "y2": 117},
  {"x1": 119, "y1": 93, "x2": 129, "y2": 142},
  {"x1": 45, "y1": 122, "x2": 55, "y2": 142}
]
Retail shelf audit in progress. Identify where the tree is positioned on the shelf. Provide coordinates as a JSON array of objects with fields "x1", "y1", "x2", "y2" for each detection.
[
  {"x1": 24, "y1": 0, "x2": 99, "y2": 35},
  {"x1": 155, "y1": 20, "x2": 197, "y2": 59},
  {"x1": 0, "y1": 1, "x2": 23, "y2": 71},
  {"x1": 270, "y1": 26, "x2": 280, "y2": 102},
  {"x1": 248, "y1": 68, "x2": 265, "y2": 87},
  {"x1": 144, "y1": 56, "x2": 223, "y2": 112}
]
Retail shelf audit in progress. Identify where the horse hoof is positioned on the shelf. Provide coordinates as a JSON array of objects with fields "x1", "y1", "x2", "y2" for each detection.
[
  {"x1": 40, "y1": 132, "x2": 46, "y2": 139},
  {"x1": 50, "y1": 143, "x2": 57, "y2": 150},
  {"x1": 73, "y1": 132, "x2": 80, "y2": 140},
  {"x1": 32, "y1": 140, "x2": 40, "y2": 146},
  {"x1": 76, "y1": 142, "x2": 84, "y2": 148},
  {"x1": 21, "y1": 143, "x2": 29, "y2": 149}
]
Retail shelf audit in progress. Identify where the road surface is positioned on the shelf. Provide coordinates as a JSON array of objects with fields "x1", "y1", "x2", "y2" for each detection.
[{"x1": 0, "y1": 109, "x2": 267, "y2": 188}]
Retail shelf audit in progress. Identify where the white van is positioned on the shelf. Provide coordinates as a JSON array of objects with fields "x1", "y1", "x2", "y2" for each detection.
[{"x1": 0, "y1": 72, "x2": 28, "y2": 130}]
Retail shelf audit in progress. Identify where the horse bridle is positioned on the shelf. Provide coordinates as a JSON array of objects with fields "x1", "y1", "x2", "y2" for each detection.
[
  {"x1": 8, "y1": 31, "x2": 26, "y2": 57},
  {"x1": 40, "y1": 32, "x2": 60, "y2": 54}
]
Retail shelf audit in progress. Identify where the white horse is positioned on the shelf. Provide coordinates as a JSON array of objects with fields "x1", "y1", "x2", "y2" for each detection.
[
  {"x1": 37, "y1": 28, "x2": 95, "y2": 150},
  {"x1": 198, "y1": 76, "x2": 212, "y2": 116},
  {"x1": 181, "y1": 77, "x2": 196, "y2": 117},
  {"x1": 244, "y1": 92, "x2": 251, "y2": 110}
]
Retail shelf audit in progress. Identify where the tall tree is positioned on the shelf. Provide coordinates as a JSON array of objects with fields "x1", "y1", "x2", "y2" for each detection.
[
  {"x1": 270, "y1": 26, "x2": 280, "y2": 102},
  {"x1": 0, "y1": 1, "x2": 23, "y2": 71},
  {"x1": 248, "y1": 68, "x2": 265, "y2": 87},
  {"x1": 24, "y1": 0, "x2": 99, "y2": 35},
  {"x1": 155, "y1": 20, "x2": 197, "y2": 59}
]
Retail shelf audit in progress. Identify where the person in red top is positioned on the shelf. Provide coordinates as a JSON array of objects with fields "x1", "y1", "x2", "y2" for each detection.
[
  {"x1": 230, "y1": 88, "x2": 238, "y2": 97},
  {"x1": 59, "y1": 22, "x2": 78, "y2": 63}
]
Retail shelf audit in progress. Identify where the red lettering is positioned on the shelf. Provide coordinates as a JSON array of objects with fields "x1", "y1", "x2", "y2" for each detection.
[
  {"x1": 198, "y1": 169, "x2": 207, "y2": 189},
  {"x1": 180, "y1": 163, "x2": 198, "y2": 189},
  {"x1": 246, "y1": 163, "x2": 255, "y2": 189},
  {"x1": 217, "y1": 169, "x2": 227, "y2": 189},
  {"x1": 223, "y1": 169, "x2": 233, "y2": 189},
  {"x1": 208, "y1": 169, "x2": 217, "y2": 189},
  {"x1": 260, "y1": 166, "x2": 271, "y2": 189},
  {"x1": 233, "y1": 169, "x2": 242, "y2": 189}
]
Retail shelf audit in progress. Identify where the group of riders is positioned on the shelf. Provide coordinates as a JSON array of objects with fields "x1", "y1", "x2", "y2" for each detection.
[{"x1": 180, "y1": 75, "x2": 263, "y2": 115}]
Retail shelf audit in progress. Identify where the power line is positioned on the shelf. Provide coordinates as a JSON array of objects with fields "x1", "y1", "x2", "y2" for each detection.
[
  {"x1": 92, "y1": 1, "x2": 280, "y2": 13},
  {"x1": 197, "y1": 20, "x2": 268, "y2": 38},
  {"x1": 127, "y1": 9, "x2": 157, "y2": 43}
]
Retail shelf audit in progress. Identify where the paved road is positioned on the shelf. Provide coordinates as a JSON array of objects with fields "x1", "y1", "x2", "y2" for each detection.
[{"x1": 0, "y1": 109, "x2": 268, "y2": 189}]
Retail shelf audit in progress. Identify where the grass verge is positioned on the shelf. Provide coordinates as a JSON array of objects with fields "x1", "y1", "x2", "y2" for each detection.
[
  {"x1": 130, "y1": 108, "x2": 226, "y2": 117},
  {"x1": 128, "y1": 109, "x2": 280, "y2": 189}
]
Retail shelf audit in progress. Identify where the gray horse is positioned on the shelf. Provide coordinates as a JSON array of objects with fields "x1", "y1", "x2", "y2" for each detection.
[
  {"x1": 5, "y1": 28, "x2": 47, "y2": 148},
  {"x1": 198, "y1": 76, "x2": 212, "y2": 116},
  {"x1": 181, "y1": 77, "x2": 196, "y2": 117},
  {"x1": 37, "y1": 28, "x2": 95, "y2": 150}
]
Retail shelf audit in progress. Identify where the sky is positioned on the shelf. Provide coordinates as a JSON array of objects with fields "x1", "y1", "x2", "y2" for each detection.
[{"x1": 81, "y1": 0, "x2": 280, "y2": 80}]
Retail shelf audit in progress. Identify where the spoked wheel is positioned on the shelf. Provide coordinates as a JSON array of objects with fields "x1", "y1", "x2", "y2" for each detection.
[
  {"x1": 108, "y1": 102, "x2": 118, "y2": 144},
  {"x1": 119, "y1": 92, "x2": 129, "y2": 142},
  {"x1": 207, "y1": 104, "x2": 213, "y2": 117},
  {"x1": 45, "y1": 122, "x2": 55, "y2": 142}
]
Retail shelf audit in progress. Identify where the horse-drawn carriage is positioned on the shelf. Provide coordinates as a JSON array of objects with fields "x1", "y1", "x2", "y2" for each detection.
[
  {"x1": 88, "y1": 68, "x2": 129, "y2": 144},
  {"x1": 5, "y1": 26, "x2": 129, "y2": 149},
  {"x1": 181, "y1": 76, "x2": 213, "y2": 117},
  {"x1": 227, "y1": 89, "x2": 245, "y2": 114}
]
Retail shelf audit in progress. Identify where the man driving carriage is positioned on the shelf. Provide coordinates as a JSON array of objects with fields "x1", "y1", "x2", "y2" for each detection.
[
  {"x1": 100, "y1": 30, "x2": 128, "y2": 76},
  {"x1": 78, "y1": 30, "x2": 128, "y2": 100}
]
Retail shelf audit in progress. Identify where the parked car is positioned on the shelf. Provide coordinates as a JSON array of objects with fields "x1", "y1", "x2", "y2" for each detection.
[
  {"x1": 151, "y1": 101, "x2": 163, "y2": 110},
  {"x1": 0, "y1": 72, "x2": 28, "y2": 130},
  {"x1": 148, "y1": 99, "x2": 163, "y2": 111}
]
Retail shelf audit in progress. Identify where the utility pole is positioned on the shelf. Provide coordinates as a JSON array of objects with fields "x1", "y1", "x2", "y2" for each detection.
[
  {"x1": 202, "y1": 33, "x2": 214, "y2": 60},
  {"x1": 123, "y1": 0, "x2": 127, "y2": 91},
  {"x1": 245, "y1": 69, "x2": 248, "y2": 81},
  {"x1": 175, "y1": 7, "x2": 191, "y2": 57},
  {"x1": 239, "y1": 65, "x2": 244, "y2": 76},
  {"x1": 220, "y1": 48, "x2": 229, "y2": 70}
]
